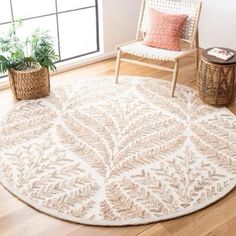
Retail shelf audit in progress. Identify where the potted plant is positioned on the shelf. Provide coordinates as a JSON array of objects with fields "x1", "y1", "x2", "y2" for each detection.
[{"x1": 0, "y1": 22, "x2": 58, "y2": 100}]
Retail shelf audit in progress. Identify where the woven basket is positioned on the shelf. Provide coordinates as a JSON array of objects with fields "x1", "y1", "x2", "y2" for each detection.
[
  {"x1": 197, "y1": 57, "x2": 236, "y2": 106},
  {"x1": 9, "y1": 67, "x2": 50, "y2": 100}
]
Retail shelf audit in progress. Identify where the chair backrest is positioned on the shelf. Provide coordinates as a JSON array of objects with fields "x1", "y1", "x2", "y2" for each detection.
[{"x1": 137, "y1": 0, "x2": 201, "y2": 44}]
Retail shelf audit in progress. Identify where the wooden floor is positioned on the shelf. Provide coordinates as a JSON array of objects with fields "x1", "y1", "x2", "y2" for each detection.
[{"x1": 0, "y1": 56, "x2": 236, "y2": 236}]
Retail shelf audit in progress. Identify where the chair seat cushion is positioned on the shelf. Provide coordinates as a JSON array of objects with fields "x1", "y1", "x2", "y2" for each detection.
[
  {"x1": 120, "y1": 41, "x2": 193, "y2": 61},
  {"x1": 143, "y1": 9, "x2": 188, "y2": 51}
]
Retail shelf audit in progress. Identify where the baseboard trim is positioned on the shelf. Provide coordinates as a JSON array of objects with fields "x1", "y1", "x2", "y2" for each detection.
[
  {"x1": 52, "y1": 51, "x2": 116, "y2": 75},
  {"x1": 0, "y1": 52, "x2": 117, "y2": 91},
  {"x1": 0, "y1": 78, "x2": 10, "y2": 91}
]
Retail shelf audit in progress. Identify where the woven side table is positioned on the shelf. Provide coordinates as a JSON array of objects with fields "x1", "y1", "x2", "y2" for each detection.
[{"x1": 197, "y1": 48, "x2": 236, "y2": 106}]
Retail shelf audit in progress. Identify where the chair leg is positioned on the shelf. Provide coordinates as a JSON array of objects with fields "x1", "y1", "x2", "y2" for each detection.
[
  {"x1": 195, "y1": 30, "x2": 200, "y2": 71},
  {"x1": 196, "y1": 47, "x2": 199, "y2": 70},
  {"x1": 171, "y1": 61, "x2": 179, "y2": 97},
  {"x1": 115, "y1": 50, "x2": 121, "y2": 84}
]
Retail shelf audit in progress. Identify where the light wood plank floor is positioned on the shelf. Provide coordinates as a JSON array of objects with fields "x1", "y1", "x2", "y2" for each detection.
[{"x1": 0, "y1": 56, "x2": 235, "y2": 236}]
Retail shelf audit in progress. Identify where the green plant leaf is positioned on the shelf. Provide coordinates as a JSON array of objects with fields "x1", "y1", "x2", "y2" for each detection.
[{"x1": 0, "y1": 22, "x2": 58, "y2": 72}]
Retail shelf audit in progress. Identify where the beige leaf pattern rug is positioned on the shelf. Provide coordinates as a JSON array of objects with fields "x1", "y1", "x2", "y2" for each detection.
[{"x1": 0, "y1": 76, "x2": 236, "y2": 226}]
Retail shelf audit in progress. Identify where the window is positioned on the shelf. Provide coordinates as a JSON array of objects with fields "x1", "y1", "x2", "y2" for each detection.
[{"x1": 0, "y1": 0, "x2": 100, "y2": 78}]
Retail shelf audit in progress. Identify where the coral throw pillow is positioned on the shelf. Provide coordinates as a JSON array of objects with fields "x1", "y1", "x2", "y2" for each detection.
[{"x1": 143, "y1": 9, "x2": 188, "y2": 51}]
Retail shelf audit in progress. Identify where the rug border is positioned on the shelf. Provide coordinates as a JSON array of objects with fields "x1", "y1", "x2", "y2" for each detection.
[{"x1": 0, "y1": 177, "x2": 235, "y2": 226}]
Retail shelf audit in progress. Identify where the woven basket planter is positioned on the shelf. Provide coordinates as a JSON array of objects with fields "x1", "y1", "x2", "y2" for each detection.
[
  {"x1": 197, "y1": 57, "x2": 236, "y2": 106},
  {"x1": 9, "y1": 67, "x2": 50, "y2": 100}
]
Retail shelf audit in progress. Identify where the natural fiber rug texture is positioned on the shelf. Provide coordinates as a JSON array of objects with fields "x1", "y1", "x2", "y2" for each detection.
[{"x1": 0, "y1": 76, "x2": 236, "y2": 226}]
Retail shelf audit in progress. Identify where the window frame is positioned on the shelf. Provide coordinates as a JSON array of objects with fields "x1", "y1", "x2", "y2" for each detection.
[{"x1": 0, "y1": 0, "x2": 100, "y2": 78}]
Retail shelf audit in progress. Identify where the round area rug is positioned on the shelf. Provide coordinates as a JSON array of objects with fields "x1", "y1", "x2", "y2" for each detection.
[{"x1": 0, "y1": 76, "x2": 236, "y2": 226}]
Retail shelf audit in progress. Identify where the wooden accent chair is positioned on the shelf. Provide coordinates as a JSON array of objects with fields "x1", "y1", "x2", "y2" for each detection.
[{"x1": 115, "y1": 0, "x2": 202, "y2": 97}]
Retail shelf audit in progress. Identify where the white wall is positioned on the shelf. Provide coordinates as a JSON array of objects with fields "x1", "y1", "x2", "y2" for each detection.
[
  {"x1": 101, "y1": 0, "x2": 236, "y2": 53},
  {"x1": 101, "y1": 0, "x2": 181, "y2": 54},
  {"x1": 183, "y1": 0, "x2": 236, "y2": 49},
  {"x1": 101, "y1": 0, "x2": 142, "y2": 53}
]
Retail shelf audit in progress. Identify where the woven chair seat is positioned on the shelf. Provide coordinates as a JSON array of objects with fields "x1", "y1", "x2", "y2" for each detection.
[
  {"x1": 114, "y1": 0, "x2": 202, "y2": 97},
  {"x1": 120, "y1": 41, "x2": 195, "y2": 61}
]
